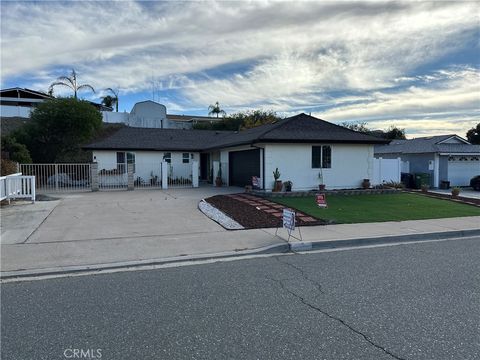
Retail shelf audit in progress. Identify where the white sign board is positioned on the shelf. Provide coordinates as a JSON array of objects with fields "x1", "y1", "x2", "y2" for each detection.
[{"x1": 283, "y1": 209, "x2": 295, "y2": 231}]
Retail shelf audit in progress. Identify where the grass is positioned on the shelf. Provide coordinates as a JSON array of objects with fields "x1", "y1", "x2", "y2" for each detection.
[{"x1": 268, "y1": 193, "x2": 480, "y2": 224}]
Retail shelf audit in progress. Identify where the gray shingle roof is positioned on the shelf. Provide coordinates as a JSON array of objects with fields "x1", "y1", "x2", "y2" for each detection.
[
  {"x1": 375, "y1": 135, "x2": 480, "y2": 154},
  {"x1": 84, "y1": 113, "x2": 390, "y2": 151},
  {"x1": 84, "y1": 128, "x2": 231, "y2": 151}
]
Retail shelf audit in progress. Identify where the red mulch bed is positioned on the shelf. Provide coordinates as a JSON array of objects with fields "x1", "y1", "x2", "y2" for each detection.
[{"x1": 205, "y1": 194, "x2": 328, "y2": 229}]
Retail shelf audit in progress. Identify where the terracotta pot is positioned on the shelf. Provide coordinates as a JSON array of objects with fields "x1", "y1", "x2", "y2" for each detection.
[
  {"x1": 361, "y1": 179, "x2": 370, "y2": 189},
  {"x1": 275, "y1": 180, "x2": 283, "y2": 192},
  {"x1": 215, "y1": 177, "x2": 223, "y2": 187}
]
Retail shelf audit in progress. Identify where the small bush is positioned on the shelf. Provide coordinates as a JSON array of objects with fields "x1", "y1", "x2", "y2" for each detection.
[{"x1": 451, "y1": 187, "x2": 461, "y2": 197}]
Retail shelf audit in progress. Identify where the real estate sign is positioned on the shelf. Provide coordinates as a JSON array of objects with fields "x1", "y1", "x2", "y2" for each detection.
[
  {"x1": 316, "y1": 194, "x2": 328, "y2": 208},
  {"x1": 283, "y1": 209, "x2": 295, "y2": 231}
]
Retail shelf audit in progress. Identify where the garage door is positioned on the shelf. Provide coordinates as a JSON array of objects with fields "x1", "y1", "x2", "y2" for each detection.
[
  {"x1": 447, "y1": 156, "x2": 480, "y2": 186},
  {"x1": 229, "y1": 149, "x2": 260, "y2": 187}
]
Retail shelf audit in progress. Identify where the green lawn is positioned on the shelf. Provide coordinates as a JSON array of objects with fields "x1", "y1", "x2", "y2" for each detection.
[{"x1": 269, "y1": 193, "x2": 480, "y2": 224}]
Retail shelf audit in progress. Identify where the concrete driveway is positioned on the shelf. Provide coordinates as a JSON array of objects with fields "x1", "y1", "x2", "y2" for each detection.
[{"x1": 1, "y1": 187, "x2": 283, "y2": 274}]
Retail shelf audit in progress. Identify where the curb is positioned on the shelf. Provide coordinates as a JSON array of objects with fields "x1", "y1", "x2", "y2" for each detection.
[
  {"x1": 0, "y1": 242, "x2": 289, "y2": 280},
  {"x1": 2, "y1": 229, "x2": 479, "y2": 280},
  {"x1": 290, "y1": 228, "x2": 480, "y2": 252}
]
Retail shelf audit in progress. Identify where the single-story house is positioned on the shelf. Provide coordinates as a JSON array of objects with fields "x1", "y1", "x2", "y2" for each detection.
[
  {"x1": 374, "y1": 135, "x2": 480, "y2": 187},
  {"x1": 84, "y1": 113, "x2": 389, "y2": 190}
]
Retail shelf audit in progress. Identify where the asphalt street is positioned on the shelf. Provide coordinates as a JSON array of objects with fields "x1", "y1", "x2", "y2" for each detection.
[{"x1": 1, "y1": 237, "x2": 479, "y2": 360}]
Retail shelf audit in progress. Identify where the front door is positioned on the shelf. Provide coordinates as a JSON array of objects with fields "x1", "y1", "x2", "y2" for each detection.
[{"x1": 200, "y1": 153, "x2": 210, "y2": 180}]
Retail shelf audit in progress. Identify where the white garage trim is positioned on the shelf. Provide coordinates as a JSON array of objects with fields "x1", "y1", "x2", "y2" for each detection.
[{"x1": 447, "y1": 155, "x2": 480, "y2": 186}]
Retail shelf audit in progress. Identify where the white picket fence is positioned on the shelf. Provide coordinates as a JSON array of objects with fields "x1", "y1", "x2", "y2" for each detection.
[{"x1": 0, "y1": 173, "x2": 36, "y2": 203}]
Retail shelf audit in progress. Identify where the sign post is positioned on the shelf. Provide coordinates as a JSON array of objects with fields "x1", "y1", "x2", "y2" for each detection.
[{"x1": 275, "y1": 208, "x2": 302, "y2": 242}]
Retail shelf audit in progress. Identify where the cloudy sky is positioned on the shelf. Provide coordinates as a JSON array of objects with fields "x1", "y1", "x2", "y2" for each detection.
[{"x1": 1, "y1": 1, "x2": 479, "y2": 137}]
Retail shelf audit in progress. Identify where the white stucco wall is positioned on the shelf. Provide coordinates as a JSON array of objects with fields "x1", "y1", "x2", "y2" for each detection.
[
  {"x1": 0, "y1": 105, "x2": 32, "y2": 117},
  {"x1": 93, "y1": 150, "x2": 199, "y2": 183},
  {"x1": 263, "y1": 143, "x2": 374, "y2": 190}
]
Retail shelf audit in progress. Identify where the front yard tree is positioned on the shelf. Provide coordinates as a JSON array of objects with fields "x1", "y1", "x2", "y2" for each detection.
[
  {"x1": 22, "y1": 98, "x2": 102, "y2": 163},
  {"x1": 48, "y1": 68, "x2": 95, "y2": 99},
  {"x1": 466, "y1": 123, "x2": 480, "y2": 144}
]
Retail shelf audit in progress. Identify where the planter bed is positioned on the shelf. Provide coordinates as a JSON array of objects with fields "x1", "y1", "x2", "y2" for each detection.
[
  {"x1": 252, "y1": 188, "x2": 401, "y2": 198},
  {"x1": 205, "y1": 194, "x2": 328, "y2": 229}
]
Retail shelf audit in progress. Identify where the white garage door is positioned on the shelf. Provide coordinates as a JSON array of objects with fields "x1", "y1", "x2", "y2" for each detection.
[{"x1": 447, "y1": 156, "x2": 480, "y2": 186}]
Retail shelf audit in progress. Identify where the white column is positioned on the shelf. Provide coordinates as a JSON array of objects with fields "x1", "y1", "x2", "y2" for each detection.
[
  {"x1": 192, "y1": 160, "x2": 199, "y2": 188},
  {"x1": 161, "y1": 161, "x2": 168, "y2": 189},
  {"x1": 213, "y1": 161, "x2": 219, "y2": 187},
  {"x1": 434, "y1": 154, "x2": 440, "y2": 188}
]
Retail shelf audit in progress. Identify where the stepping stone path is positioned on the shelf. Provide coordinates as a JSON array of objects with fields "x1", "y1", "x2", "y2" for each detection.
[{"x1": 226, "y1": 193, "x2": 319, "y2": 225}]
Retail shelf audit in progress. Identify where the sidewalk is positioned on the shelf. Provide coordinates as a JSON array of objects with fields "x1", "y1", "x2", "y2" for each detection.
[{"x1": 1, "y1": 191, "x2": 479, "y2": 278}]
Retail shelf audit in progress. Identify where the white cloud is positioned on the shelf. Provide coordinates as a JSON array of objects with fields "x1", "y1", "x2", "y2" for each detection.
[{"x1": 0, "y1": 1, "x2": 479, "y2": 135}]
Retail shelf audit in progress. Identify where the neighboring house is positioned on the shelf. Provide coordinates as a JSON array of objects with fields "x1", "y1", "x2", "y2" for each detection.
[
  {"x1": 0, "y1": 87, "x2": 111, "y2": 117},
  {"x1": 0, "y1": 88, "x2": 219, "y2": 130},
  {"x1": 375, "y1": 135, "x2": 480, "y2": 187},
  {"x1": 84, "y1": 113, "x2": 389, "y2": 190}
]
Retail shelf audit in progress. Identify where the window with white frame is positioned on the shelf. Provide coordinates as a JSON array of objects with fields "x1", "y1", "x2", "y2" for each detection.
[
  {"x1": 163, "y1": 152, "x2": 171, "y2": 163},
  {"x1": 312, "y1": 145, "x2": 332, "y2": 169},
  {"x1": 116, "y1": 151, "x2": 135, "y2": 173},
  {"x1": 182, "y1": 153, "x2": 190, "y2": 163}
]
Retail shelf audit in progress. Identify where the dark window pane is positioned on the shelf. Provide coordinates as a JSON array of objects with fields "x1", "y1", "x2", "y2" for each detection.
[
  {"x1": 312, "y1": 146, "x2": 321, "y2": 168},
  {"x1": 182, "y1": 152, "x2": 190, "y2": 163},
  {"x1": 116, "y1": 152, "x2": 125, "y2": 164},
  {"x1": 322, "y1": 146, "x2": 331, "y2": 168}
]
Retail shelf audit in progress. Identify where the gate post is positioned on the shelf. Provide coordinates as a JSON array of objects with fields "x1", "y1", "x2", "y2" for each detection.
[
  {"x1": 55, "y1": 163, "x2": 59, "y2": 191},
  {"x1": 127, "y1": 163, "x2": 134, "y2": 190},
  {"x1": 161, "y1": 161, "x2": 168, "y2": 190},
  {"x1": 192, "y1": 160, "x2": 199, "y2": 188},
  {"x1": 91, "y1": 162, "x2": 99, "y2": 192}
]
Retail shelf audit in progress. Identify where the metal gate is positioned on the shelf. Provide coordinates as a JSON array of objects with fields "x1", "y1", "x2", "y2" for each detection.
[{"x1": 19, "y1": 163, "x2": 91, "y2": 192}]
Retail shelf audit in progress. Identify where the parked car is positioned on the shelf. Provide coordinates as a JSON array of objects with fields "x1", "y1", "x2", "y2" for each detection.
[
  {"x1": 47, "y1": 173, "x2": 89, "y2": 187},
  {"x1": 470, "y1": 175, "x2": 480, "y2": 191}
]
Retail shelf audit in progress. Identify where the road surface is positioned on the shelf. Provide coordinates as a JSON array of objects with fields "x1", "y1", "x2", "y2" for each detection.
[{"x1": 2, "y1": 237, "x2": 479, "y2": 359}]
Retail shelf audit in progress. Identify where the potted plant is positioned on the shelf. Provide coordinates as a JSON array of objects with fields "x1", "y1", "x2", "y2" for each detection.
[
  {"x1": 318, "y1": 170, "x2": 325, "y2": 191},
  {"x1": 451, "y1": 187, "x2": 460, "y2": 197},
  {"x1": 361, "y1": 178, "x2": 371, "y2": 189},
  {"x1": 284, "y1": 180, "x2": 293, "y2": 192},
  {"x1": 215, "y1": 163, "x2": 223, "y2": 187},
  {"x1": 421, "y1": 184, "x2": 429, "y2": 193},
  {"x1": 150, "y1": 171, "x2": 158, "y2": 186},
  {"x1": 272, "y1": 167, "x2": 282, "y2": 192}
]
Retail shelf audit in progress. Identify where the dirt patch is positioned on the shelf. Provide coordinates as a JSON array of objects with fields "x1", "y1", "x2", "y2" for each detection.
[{"x1": 205, "y1": 194, "x2": 327, "y2": 229}]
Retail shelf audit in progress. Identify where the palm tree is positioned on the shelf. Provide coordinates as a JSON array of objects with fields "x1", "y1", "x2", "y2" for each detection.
[
  {"x1": 208, "y1": 101, "x2": 226, "y2": 118},
  {"x1": 101, "y1": 95, "x2": 115, "y2": 109},
  {"x1": 48, "y1": 69, "x2": 95, "y2": 99},
  {"x1": 102, "y1": 88, "x2": 119, "y2": 111}
]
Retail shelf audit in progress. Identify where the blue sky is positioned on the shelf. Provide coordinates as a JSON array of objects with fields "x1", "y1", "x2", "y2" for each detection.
[{"x1": 1, "y1": 1, "x2": 479, "y2": 138}]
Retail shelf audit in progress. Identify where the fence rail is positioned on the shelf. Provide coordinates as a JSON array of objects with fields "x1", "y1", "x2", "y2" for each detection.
[
  {"x1": 167, "y1": 163, "x2": 193, "y2": 188},
  {"x1": 19, "y1": 164, "x2": 91, "y2": 192},
  {"x1": 0, "y1": 173, "x2": 35, "y2": 203},
  {"x1": 18, "y1": 161, "x2": 198, "y2": 192}
]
